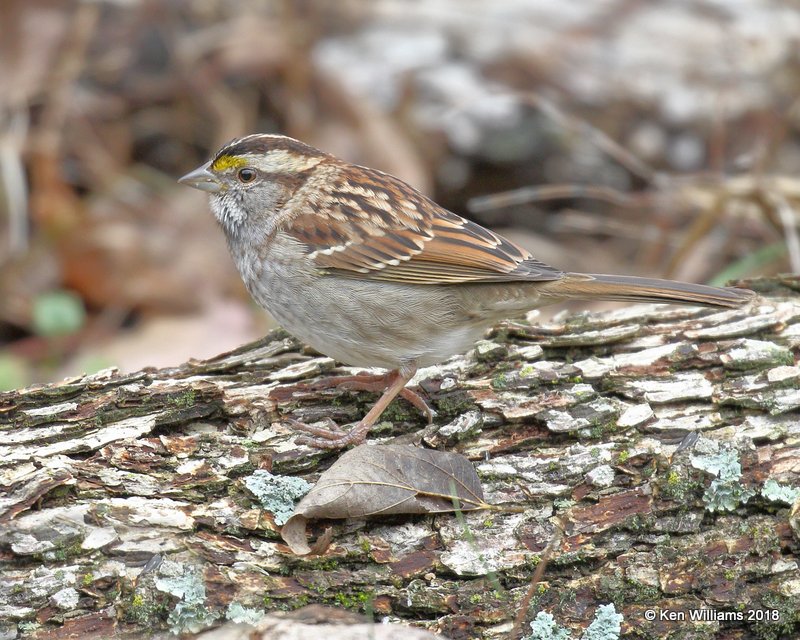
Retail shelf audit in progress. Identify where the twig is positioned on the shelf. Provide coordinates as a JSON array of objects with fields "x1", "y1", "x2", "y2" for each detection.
[{"x1": 509, "y1": 518, "x2": 564, "y2": 640}]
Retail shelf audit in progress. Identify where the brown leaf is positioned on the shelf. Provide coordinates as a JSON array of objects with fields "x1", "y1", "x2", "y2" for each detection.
[
  {"x1": 281, "y1": 516, "x2": 332, "y2": 556},
  {"x1": 281, "y1": 444, "x2": 488, "y2": 555}
]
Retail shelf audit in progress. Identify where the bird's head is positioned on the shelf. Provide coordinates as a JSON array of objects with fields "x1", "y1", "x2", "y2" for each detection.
[{"x1": 179, "y1": 134, "x2": 327, "y2": 236}]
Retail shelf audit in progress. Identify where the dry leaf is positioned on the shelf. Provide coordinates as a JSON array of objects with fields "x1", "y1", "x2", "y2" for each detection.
[{"x1": 281, "y1": 444, "x2": 489, "y2": 555}]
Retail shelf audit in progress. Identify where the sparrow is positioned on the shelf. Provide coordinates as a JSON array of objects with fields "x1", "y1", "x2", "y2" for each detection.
[{"x1": 179, "y1": 134, "x2": 755, "y2": 448}]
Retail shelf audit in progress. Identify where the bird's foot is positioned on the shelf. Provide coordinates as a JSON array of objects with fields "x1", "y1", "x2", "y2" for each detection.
[
  {"x1": 288, "y1": 418, "x2": 370, "y2": 450},
  {"x1": 303, "y1": 372, "x2": 435, "y2": 424}
]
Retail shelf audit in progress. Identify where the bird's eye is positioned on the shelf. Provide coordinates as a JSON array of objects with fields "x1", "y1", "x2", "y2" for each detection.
[{"x1": 237, "y1": 167, "x2": 257, "y2": 183}]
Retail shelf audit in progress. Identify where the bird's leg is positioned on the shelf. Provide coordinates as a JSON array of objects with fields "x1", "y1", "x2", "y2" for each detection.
[
  {"x1": 301, "y1": 370, "x2": 434, "y2": 423},
  {"x1": 291, "y1": 365, "x2": 422, "y2": 449}
]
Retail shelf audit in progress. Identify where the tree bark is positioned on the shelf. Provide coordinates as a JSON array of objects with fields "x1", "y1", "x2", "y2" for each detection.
[{"x1": 1, "y1": 276, "x2": 799, "y2": 640}]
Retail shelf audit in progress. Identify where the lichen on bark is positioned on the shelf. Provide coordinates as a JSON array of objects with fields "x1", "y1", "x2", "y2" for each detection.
[{"x1": 1, "y1": 276, "x2": 799, "y2": 639}]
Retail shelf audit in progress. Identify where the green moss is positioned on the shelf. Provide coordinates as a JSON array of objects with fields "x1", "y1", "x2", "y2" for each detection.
[
  {"x1": 748, "y1": 522, "x2": 780, "y2": 555},
  {"x1": 435, "y1": 392, "x2": 476, "y2": 418},
  {"x1": 527, "y1": 554, "x2": 542, "y2": 568},
  {"x1": 588, "y1": 422, "x2": 615, "y2": 440},
  {"x1": 333, "y1": 590, "x2": 374, "y2": 612},
  {"x1": 520, "y1": 364, "x2": 537, "y2": 378},
  {"x1": 228, "y1": 462, "x2": 257, "y2": 479},
  {"x1": 293, "y1": 594, "x2": 309, "y2": 608},
  {"x1": 616, "y1": 450, "x2": 630, "y2": 464},
  {"x1": 170, "y1": 388, "x2": 197, "y2": 408},
  {"x1": 492, "y1": 372, "x2": 509, "y2": 390},
  {"x1": 597, "y1": 575, "x2": 660, "y2": 607},
  {"x1": 659, "y1": 468, "x2": 700, "y2": 504},
  {"x1": 380, "y1": 400, "x2": 415, "y2": 423},
  {"x1": 122, "y1": 587, "x2": 170, "y2": 627},
  {"x1": 551, "y1": 548, "x2": 589, "y2": 566},
  {"x1": 304, "y1": 557, "x2": 339, "y2": 571}
]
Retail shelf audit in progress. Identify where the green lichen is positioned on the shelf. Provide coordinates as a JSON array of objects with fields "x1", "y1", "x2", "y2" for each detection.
[
  {"x1": 691, "y1": 447, "x2": 755, "y2": 512},
  {"x1": 526, "y1": 611, "x2": 571, "y2": 640},
  {"x1": 17, "y1": 621, "x2": 40, "y2": 634},
  {"x1": 154, "y1": 564, "x2": 220, "y2": 634},
  {"x1": 761, "y1": 479, "x2": 800, "y2": 504},
  {"x1": 524, "y1": 604, "x2": 623, "y2": 640},
  {"x1": 753, "y1": 593, "x2": 800, "y2": 640},
  {"x1": 226, "y1": 602, "x2": 265, "y2": 624},
  {"x1": 582, "y1": 604, "x2": 623, "y2": 640},
  {"x1": 243, "y1": 470, "x2": 311, "y2": 525},
  {"x1": 553, "y1": 498, "x2": 576, "y2": 511}
]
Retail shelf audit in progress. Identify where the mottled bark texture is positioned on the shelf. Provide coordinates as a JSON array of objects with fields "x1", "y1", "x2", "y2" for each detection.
[{"x1": 1, "y1": 276, "x2": 799, "y2": 640}]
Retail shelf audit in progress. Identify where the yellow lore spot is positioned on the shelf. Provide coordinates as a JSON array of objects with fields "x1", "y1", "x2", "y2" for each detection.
[{"x1": 211, "y1": 155, "x2": 247, "y2": 171}]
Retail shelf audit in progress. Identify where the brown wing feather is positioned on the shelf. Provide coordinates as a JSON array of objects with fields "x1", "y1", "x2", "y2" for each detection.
[{"x1": 286, "y1": 164, "x2": 564, "y2": 284}]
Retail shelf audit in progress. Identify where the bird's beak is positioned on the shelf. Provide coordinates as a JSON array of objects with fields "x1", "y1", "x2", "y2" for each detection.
[{"x1": 178, "y1": 162, "x2": 222, "y2": 193}]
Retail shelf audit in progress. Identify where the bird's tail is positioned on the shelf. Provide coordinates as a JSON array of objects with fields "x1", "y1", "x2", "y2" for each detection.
[{"x1": 536, "y1": 273, "x2": 755, "y2": 308}]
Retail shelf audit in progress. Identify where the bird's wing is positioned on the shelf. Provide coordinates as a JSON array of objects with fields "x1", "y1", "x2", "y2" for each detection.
[{"x1": 285, "y1": 165, "x2": 564, "y2": 284}]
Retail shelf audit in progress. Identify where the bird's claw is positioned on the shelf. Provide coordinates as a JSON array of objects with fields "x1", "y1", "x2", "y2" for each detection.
[{"x1": 288, "y1": 418, "x2": 369, "y2": 450}]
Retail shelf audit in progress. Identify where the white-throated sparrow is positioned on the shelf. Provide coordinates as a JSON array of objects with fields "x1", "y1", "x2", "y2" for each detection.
[{"x1": 180, "y1": 134, "x2": 755, "y2": 449}]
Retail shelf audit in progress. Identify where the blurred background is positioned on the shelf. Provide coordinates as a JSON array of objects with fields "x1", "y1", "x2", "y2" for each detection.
[{"x1": 1, "y1": 0, "x2": 798, "y2": 389}]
